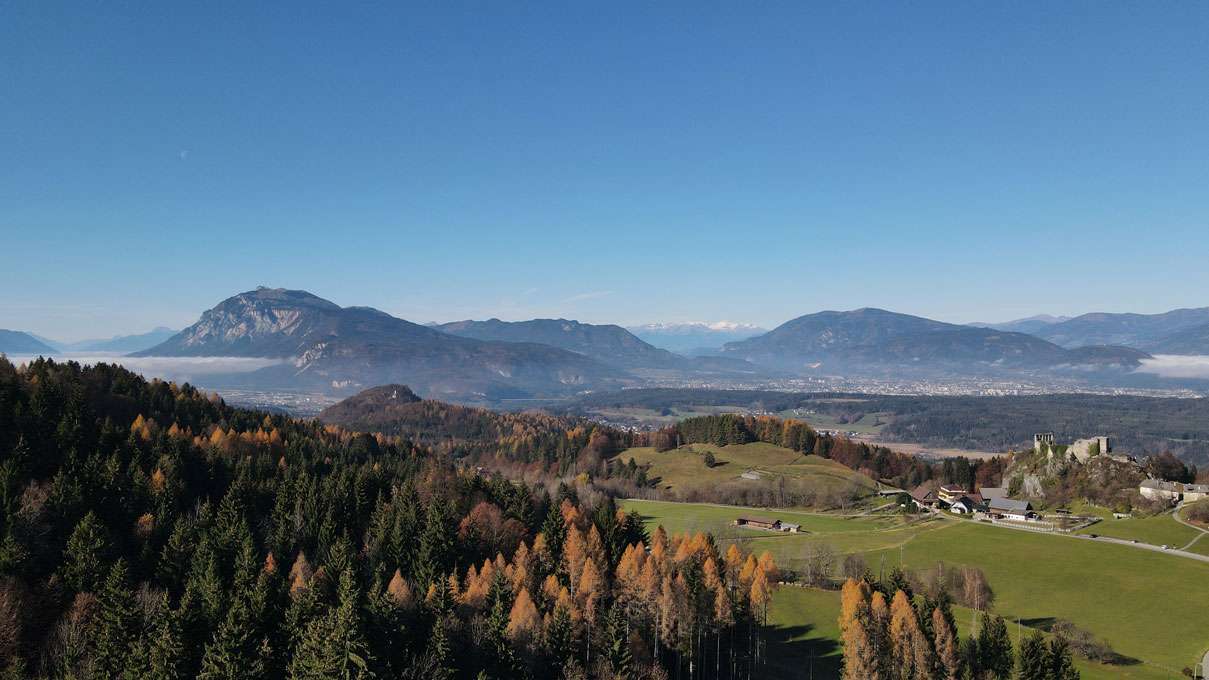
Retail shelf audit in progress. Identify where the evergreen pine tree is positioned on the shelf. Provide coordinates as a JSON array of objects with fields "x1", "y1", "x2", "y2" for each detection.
[
  {"x1": 198, "y1": 593, "x2": 267, "y2": 680},
  {"x1": 604, "y1": 605, "x2": 633, "y2": 679},
  {"x1": 145, "y1": 594, "x2": 187, "y2": 680},
  {"x1": 484, "y1": 569, "x2": 517, "y2": 676},
  {"x1": 416, "y1": 500, "x2": 454, "y2": 590},
  {"x1": 62, "y1": 510, "x2": 109, "y2": 593},
  {"x1": 975, "y1": 614, "x2": 1013, "y2": 680},
  {"x1": 1046, "y1": 637, "x2": 1080, "y2": 680},
  {"x1": 1017, "y1": 630, "x2": 1048, "y2": 680},
  {"x1": 540, "y1": 501, "x2": 567, "y2": 567},
  {"x1": 288, "y1": 567, "x2": 377, "y2": 679},
  {"x1": 546, "y1": 603, "x2": 575, "y2": 676},
  {"x1": 92, "y1": 559, "x2": 139, "y2": 680}
]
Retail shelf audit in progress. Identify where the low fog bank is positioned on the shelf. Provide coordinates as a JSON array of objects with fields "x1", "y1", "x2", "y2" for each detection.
[
  {"x1": 1135, "y1": 354, "x2": 1209, "y2": 380},
  {"x1": 4, "y1": 353, "x2": 287, "y2": 383}
]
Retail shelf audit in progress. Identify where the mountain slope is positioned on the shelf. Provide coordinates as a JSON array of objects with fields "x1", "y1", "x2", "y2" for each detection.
[
  {"x1": 1034, "y1": 307, "x2": 1209, "y2": 351},
  {"x1": 436, "y1": 318, "x2": 682, "y2": 369},
  {"x1": 136, "y1": 288, "x2": 626, "y2": 399},
  {"x1": 722, "y1": 308, "x2": 1146, "y2": 373},
  {"x1": 0, "y1": 330, "x2": 58, "y2": 355}
]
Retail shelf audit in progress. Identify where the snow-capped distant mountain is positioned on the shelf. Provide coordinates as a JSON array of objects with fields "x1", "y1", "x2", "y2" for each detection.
[{"x1": 627, "y1": 322, "x2": 766, "y2": 354}]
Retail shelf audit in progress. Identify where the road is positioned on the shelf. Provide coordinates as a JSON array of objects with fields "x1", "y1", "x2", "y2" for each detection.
[
  {"x1": 930, "y1": 508, "x2": 1209, "y2": 564},
  {"x1": 1172, "y1": 501, "x2": 1209, "y2": 552}
]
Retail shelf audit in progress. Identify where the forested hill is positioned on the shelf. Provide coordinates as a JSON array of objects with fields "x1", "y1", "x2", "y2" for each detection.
[
  {"x1": 0, "y1": 356, "x2": 783, "y2": 679},
  {"x1": 319, "y1": 384, "x2": 635, "y2": 474}
]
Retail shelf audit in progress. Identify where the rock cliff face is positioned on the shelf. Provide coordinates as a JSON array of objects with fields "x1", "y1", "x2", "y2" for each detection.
[{"x1": 136, "y1": 288, "x2": 625, "y2": 399}]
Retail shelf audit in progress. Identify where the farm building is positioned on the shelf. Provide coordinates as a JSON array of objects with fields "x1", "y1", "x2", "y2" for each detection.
[
  {"x1": 949, "y1": 492, "x2": 985, "y2": 514},
  {"x1": 909, "y1": 481, "x2": 940, "y2": 509},
  {"x1": 979, "y1": 487, "x2": 1008, "y2": 501},
  {"x1": 937, "y1": 485, "x2": 967, "y2": 505},
  {"x1": 1183, "y1": 484, "x2": 1209, "y2": 502},
  {"x1": 734, "y1": 517, "x2": 780, "y2": 530},
  {"x1": 988, "y1": 497, "x2": 1035, "y2": 521},
  {"x1": 1139, "y1": 479, "x2": 1182, "y2": 503}
]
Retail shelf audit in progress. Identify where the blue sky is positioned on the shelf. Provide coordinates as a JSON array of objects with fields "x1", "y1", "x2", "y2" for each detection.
[{"x1": 2, "y1": 2, "x2": 1207, "y2": 341}]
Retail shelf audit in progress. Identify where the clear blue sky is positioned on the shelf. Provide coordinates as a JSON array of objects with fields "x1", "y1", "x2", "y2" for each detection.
[{"x1": 3, "y1": 2, "x2": 1207, "y2": 341}]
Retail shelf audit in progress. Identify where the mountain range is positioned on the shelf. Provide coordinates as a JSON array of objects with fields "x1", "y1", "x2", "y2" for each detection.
[
  {"x1": 1022, "y1": 308, "x2": 1209, "y2": 353},
  {"x1": 436, "y1": 318, "x2": 681, "y2": 370},
  {"x1": 19, "y1": 288, "x2": 1209, "y2": 401},
  {"x1": 626, "y1": 322, "x2": 766, "y2": 354},
  {"x1": 136, "y1": 288, "x2": 627, "y2": 399},
  {"x1": 722, "y1": 308, "x2": 1149, "y2": 374}
]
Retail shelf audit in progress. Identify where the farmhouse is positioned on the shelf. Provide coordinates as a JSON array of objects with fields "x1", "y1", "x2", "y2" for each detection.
[
  {"x1": 780, "y1": 522, "x2": 802, "y2": 533},
  {"x1": 937, "y1": 484, "x2": 967, "y2": 505},
  {"x1": 988, "y1": 497, "x2": 1035, "y2": 521},
  {"x1": 909, "y1": 481, "x2": 939, "y2": 510},
  {"x1": 1139, "y1": 479, "x2": 1182, "y2": 503},
  {"x1": 947, "y1": 491, "x2": 986, "y2": 513}
]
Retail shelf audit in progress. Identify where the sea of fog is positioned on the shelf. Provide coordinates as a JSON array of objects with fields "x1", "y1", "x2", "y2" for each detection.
[
  {"x1": 4, "y1": 353, "x2": 286, "y2": 383},
  {"x1": 1134, "y1": 354, "x2": 1209, "y2": 380}
]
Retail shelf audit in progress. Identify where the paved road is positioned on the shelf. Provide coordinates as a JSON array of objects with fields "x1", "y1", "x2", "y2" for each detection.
[
  {"x1": 931, "y1": 509, "x2": 1209, "y2": 564},
  {"x1": 1172, "y1": 502, "x2": 1209, "y2": 551}
]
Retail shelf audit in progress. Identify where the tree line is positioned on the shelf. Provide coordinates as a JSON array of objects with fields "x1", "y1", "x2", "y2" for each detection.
[
  {"x1": 0, "y1": 357, "x2": 778, "y2": 679},
  {"x1": 838, "y1": 577, "x2": 1079, "y2": 680}
]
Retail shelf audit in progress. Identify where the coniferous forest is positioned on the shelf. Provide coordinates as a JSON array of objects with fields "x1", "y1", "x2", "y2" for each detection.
[{"x1": 0, "y1": 358, "x2": 780, "y2": 679}]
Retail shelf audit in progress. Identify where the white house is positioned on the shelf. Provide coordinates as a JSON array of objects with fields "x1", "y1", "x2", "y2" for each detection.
[{"x1": 988, "y1": 497, "x2": 1034, "y2": 521}]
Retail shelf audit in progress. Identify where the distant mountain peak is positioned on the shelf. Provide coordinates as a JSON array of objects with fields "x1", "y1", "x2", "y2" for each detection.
[{"x1": 134, "y1": 288, "x2": 625, "y2": 399}]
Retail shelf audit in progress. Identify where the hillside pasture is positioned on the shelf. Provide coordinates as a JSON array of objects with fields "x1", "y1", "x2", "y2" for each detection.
[
  {"x1": 1075, "y1": 509, "x2": 1202, "y2": 547},
  {"x1": 616, "y1": 442, "x2": 878, "y2": 506},
  {"x1": 623, "y1": 499, "x2": 1209, "y2": 679}
]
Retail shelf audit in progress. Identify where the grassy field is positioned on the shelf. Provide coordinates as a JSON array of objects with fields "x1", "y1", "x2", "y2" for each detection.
[
  {"x1": 1075, "y1": 509, "x2": 1202, "y2": 547},
  {"x1": 765, "y1": 587, "x2": 1175, "y2": 680},
  {"x1": 774, "y1": 409, "x2": 892, "y2": 436},
  {"x1": 616, "y1": 443, "x2": 878, "y2": 497},
  {"x1": 622, "y1": 498, "x2": 1209, "y2": 679}
]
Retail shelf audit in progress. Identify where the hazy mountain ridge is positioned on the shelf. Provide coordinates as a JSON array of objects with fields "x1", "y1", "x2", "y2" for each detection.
[
  {"x1": 969, "y1": 315, "x2": 1071, "y2": 335},
  {"x1": 1031, "y1": 307, "x2": 1209, "y2": 353},
  {"x1": 722, "y1": 308, "x2": 1147, "y2": 374},
  {"x1": 436, "y1": 317, "x2": 682, "y2": 369},
  {"x1": 0, "y1": 329, "x2": 58, "y2": 355},
  {"x1": 54, "y1": 327, "x2": 179, "y2": 353},
  {"x1": 136, "y1": 288, "x2": 626, "y2": 399}
]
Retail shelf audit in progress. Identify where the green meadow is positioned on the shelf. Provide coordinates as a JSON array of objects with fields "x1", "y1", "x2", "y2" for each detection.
[
  {"x1": 617, "y1": 442, "x2": 878, "y2": 497},
  {"x1": 1075, "y1": 509, "x2": 1202, "y2": 548},
  {"x1": 622, "y1": 498, "x2": 1209, "y2": 679}
]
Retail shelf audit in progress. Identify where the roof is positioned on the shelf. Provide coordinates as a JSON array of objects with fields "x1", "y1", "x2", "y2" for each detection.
[
  {"x1": 988, "y1": 497, "x2": 1032, "y2": 513},
  {"x1": 910, "y1": 481, "x2": 938, "y2": 503},
  {"x1": 1183, "y1": 484, "x2": 1209, "y2": 493},
  {"x1": 964, "y1": 492, "x2": 984, "y2": 504},
  {"x1": 737, "y1": 516, "x2": 778, "y2": 525},
  {"x1": 939, "y1": 484, "x2": 966, "y2": 493},
  {"x1": 979, "y1": 487, "x2": 1008, "y2": 500},
  {"x1": 1140, "y1": 479, "x2": 1179, "y2": 491},
  {"x1": 780, "y1": 523, "x2": 801, "y2": 529}
]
